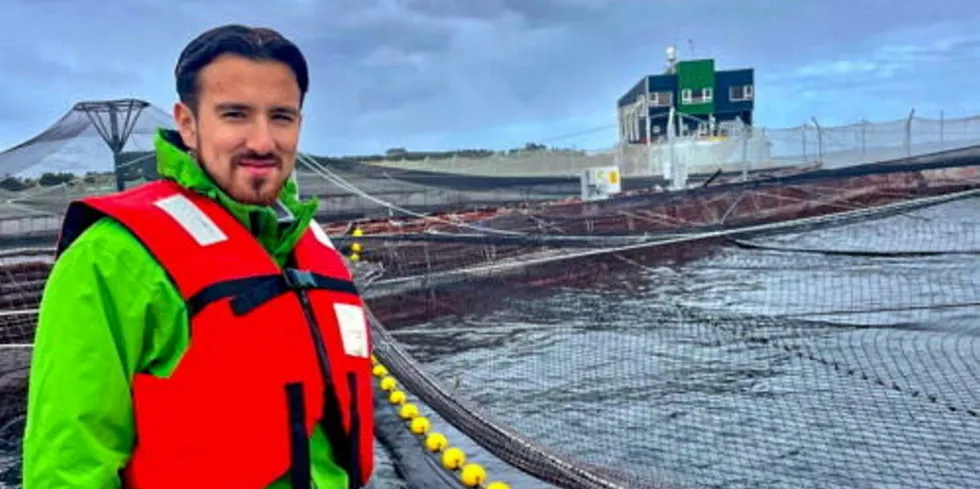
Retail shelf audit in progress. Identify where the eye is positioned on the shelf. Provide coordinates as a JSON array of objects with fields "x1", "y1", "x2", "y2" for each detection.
[{"x1": 221, "y1": 110, "x2": 246, "y2": 120}]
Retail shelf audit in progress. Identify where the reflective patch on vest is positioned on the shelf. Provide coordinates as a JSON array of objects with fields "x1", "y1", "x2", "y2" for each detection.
[
  {"x1": 334, "y1": 303, "x2": 368, "y2": 358},
  {"x1": 309, "y1": 219, "x2": 335, "y2": 249},
  {"x1": 153, "y1": 194, "x2": 228, "y2": 246}
]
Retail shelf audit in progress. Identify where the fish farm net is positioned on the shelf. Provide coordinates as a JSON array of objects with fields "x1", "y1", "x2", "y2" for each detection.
[
  {"x1": 362, "y1": 192, "x2": 980, "y2": 489},
  {"x1": 2, "y1": 117, "x2": 980, "y2": 488}
]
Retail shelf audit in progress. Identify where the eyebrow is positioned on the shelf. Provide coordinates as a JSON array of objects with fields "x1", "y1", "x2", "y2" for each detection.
[{"x1": 214, "y1": 103, "x2": 299, "y2": 116}]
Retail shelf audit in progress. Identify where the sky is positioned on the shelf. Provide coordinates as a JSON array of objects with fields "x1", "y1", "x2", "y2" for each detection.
[{"x1": 1, "y1": 0, "x2": 980, "y2": 158}]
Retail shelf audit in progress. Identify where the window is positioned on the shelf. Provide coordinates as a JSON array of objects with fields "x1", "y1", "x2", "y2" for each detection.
[
  {"x1": 681, "y1": 88, "x2": 712, "y2": 104},
  {"x1": 730, "y1": 84, "x2": 754, "y2": 101},
  {"x1": 649, "y1": 91, "x2": 673, "y2": 107},
  {"x1": 637, "y1": 91, "x2": 673, "y2": 107}
]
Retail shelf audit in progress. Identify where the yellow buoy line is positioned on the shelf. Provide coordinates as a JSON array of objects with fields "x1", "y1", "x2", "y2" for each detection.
[
  {"x1": 346, "y1": 225, "x2": 364, "y2": 262},
  {"x1": 371, "y1": 355, "x2": 512, "y2": 489}
]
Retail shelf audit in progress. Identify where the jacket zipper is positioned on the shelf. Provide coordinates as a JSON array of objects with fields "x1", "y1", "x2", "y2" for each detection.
[
  {"x1": 294, "y1": 286, "x2": 331, "y2": 381},
  {"x1": 289, "y1": 276, "x2": 357, "y2": 487}
]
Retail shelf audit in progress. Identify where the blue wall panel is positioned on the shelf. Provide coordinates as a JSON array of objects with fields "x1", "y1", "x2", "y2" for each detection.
[
  {"x1": 617, "y1": 79, "x2": 647, "y2": 108},
  {"x1": 714, "y1": 69, "x2": 754, "y2": 115},
  {"x1": 646, "y1": 74, "x2": 677, "y2": 94}
]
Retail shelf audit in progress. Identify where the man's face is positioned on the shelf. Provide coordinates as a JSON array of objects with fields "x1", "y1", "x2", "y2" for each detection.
[{"x1": 173, "y1": 54, "x2": 302, "y2": 206}]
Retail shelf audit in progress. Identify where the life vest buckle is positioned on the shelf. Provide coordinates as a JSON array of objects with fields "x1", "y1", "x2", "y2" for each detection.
[{"x1": 284, "y1": 268, "x2": 317, "y2": 290}]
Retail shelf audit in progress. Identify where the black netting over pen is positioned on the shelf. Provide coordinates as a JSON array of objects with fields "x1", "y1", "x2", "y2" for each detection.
[{"x1": 362, "y1": 188, "x2": 980, "y2": 489}]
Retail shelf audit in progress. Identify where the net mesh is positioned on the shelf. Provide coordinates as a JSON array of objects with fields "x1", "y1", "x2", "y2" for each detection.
[
  {"x1": 0, "y1": 100, "x2": 171, "y2": 178},
  {"x1": 0, "y1": 99, "x2": 171, "y2": 247},
  {"x1": 1, "y1": 106, "x2": 980, "y2": 489},
  {"x1": 355, "y1": 164, "x2": 980, "y2": 489}
]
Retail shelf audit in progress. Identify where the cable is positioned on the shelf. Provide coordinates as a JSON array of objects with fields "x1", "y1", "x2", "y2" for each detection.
[
  {"x1": 0, "y1": 310, "x2": 37, "y2": 318},
  {"x1": 368, "y1": 188, "x2": 980, "y2": 293},
  {"x1": 297, "y1": 153, "x2": 527, "y2": 236},
  {"x1": 0, "y1": 248, "x2": 54, "y2": 259},
  {"x1": 729, "y1": 238, "x2": 980, "y2": 257}
]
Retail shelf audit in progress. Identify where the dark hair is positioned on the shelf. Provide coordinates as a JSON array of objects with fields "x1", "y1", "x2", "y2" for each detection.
[{"x1": 175, "y1": 24, "x2": 310, "y2": 112}]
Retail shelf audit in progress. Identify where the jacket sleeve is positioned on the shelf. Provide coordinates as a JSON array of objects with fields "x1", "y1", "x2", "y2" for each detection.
[{"x1": 22, "y1": 218, "x2": 187, "y2": 489}]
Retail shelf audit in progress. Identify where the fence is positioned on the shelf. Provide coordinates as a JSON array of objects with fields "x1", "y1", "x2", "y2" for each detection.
[
  {"x1": 4, "y1": 110, "x2": 980, "y2": 242},
  {"x1": 368, "y1": 111, "x2": 980, "y2": 183},
  {"x1": 0, "y1": 181, "x2": 117, "y2": 243}
]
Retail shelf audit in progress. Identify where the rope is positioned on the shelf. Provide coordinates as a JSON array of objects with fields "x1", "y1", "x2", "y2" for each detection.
[
  {"x1": 372, "y1": 188, "x2": 980, "y2": 290},
  {"x1": 0, "y1": 309, "x2": 38, "y2": 318},
  {"x1": 0, "y1": 248, "x2": 54, "y2": 259},
  {"x1": 779, "y1": 301, "x2": 980, "y2": 318},
  {"x1": 297, "y1": 153, "x2": 526, "y2": 236},
  {"x1": 730, "y1": 238, "x2": 980, "y2": 257}
]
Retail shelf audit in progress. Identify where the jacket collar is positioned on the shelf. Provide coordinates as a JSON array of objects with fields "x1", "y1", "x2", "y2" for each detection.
[{"x1": 153, "y1": 128, "x2": 319, "y2": 265}]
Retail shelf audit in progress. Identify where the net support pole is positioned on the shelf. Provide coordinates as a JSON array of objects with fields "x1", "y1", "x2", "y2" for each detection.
[
  {"x1": 75, "y1": 99, "x2": 150, "y2": 191},
  {"x1": 109, "y1": 105, "x2": 124, "y2": 191}
]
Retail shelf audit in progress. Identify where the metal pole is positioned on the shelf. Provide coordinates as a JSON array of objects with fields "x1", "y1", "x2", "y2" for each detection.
[
  {"x1": 861, "y1": 119, "x2": 866, "y2": 157},
  {"x1": 802, "y1": 123, "x2": 808, "y2": 164},
  {"x1": 108, "y1": 106, "x2": 126, "y2": 191},
  {"x1": 939, "y1": 110, "x2": 945, "y2": 150},
  {"x1": 644, "y1": 78, "x2": 652, "y2": 177},
  {"x1": 741, "y1": 118, "x2": 749, "y2": 182},
  {"x1": 811, "y1": 117, "x2": 823, "y2": 164},
  {"x1": 905, "y1": 108, "x2": 915, "y2": 156}
]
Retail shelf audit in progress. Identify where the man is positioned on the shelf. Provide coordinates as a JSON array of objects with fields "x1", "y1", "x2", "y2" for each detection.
[{"x1": 22, "y1": 24, "x2": 375, "y2": 489}]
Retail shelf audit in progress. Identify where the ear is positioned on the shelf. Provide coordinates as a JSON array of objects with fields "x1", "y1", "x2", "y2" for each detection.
[{"x1": 172, "y1": 102, "x2": 198, "y2": 151}]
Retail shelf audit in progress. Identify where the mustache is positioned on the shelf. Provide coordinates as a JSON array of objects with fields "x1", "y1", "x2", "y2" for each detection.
[{"x1": 234, "y1": 152, "x2": 282, "y2": 166}]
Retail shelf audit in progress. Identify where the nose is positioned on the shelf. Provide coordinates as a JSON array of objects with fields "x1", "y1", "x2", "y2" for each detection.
[{"x1": 246, "y1": 119, "x2": 275, "y2": 155}]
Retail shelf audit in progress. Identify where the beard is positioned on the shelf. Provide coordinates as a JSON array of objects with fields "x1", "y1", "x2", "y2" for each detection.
[
  {"x1": 233, "y1": 169, "x2": 282, "y2": 206},
  {"x1": 248, "y1": 175, "x2": 274, "y2": 202},
  {"x1": 193, "y1": 133, "x2": 284, "y2": 206}
]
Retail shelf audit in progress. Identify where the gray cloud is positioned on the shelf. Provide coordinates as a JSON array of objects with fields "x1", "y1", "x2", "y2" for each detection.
[
  {"x1": 2, "y1": 0, "x2": 980, "y2": 156},
  {"x1": 0, "y1": 40, "x2": 142, "y2": 89},
  {"x1": 764, "y1": 32, "x2": 980, "y2": 95}
]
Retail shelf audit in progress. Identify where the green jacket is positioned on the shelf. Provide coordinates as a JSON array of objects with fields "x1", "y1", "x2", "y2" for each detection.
[{"x1": 22, "y1": 129, "x2": 349, "y2": 488}]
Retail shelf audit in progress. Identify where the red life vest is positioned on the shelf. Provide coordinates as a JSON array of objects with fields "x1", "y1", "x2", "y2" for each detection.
[{"x1": 56, "y1": 179, "x2": 375, "y2": 489}]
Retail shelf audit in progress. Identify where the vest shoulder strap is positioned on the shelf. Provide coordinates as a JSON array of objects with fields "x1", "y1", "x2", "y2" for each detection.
[
  {"x1": 58, "y1": 180, "x2": 280, "y2": 301},
  {"x1": 293, "y1": 221, "x2": 352, "y2": 281}
]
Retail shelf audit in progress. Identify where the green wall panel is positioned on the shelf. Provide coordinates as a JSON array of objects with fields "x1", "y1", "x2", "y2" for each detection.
[{"x1": 677, "y1": 59, "x2": 715, "y2": 115}]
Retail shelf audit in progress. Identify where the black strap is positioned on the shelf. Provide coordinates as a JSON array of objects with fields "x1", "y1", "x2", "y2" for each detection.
[
  {"x1": 186, "y1": 275, "x2": 278, "y2": 318},
  {"x1": 56, "y1": 203, "x2": 114, "y2": 258},
  {"x1": 319, "y1": 391, "x2": 355, "y2": 488},
  {"x1": 185, "y1": 269, "x2": 359, "y2": 318},
  {"x1": 285, "y1": 383, "x2": 311, "y2": 489},
  {"x1": 344, "y1": 373, "x2": 362, "y2": 489}
]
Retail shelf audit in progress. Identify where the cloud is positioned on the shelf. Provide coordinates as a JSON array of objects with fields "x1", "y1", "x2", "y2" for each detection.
[
  {"x1": 2, "y1": 0, "x2": 980, "y2": 160},
  {"x1": 777, "y1": 35, "x2": 980, "y2": 85},
  {"x1": 753, "y1": 15, "x2": 980, "y2": 127},
  {"x1": 0, "y1": 44, "x2": 143, "y2": 90}
]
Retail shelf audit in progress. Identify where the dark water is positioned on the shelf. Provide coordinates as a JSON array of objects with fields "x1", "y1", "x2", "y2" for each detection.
[{"x1": 389, "y1": 197, "x2": 980, "y2": 489}]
